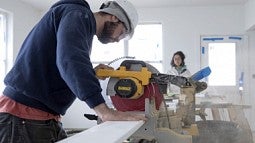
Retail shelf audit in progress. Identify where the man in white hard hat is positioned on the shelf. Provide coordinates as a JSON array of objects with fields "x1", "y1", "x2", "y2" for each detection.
[
  {"x1": 0, "y1": 0, "x2": 145, "y2": 142},
  {"x1": 98, "y1": 0, "x2": 138, "y2": 42}
]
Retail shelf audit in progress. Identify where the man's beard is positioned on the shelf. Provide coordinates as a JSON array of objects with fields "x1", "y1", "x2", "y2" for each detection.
[{"x1": 98, "y1": 22, "x2": 119, "y2": 44}]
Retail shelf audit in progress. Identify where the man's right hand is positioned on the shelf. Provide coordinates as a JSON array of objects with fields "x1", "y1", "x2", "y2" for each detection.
[{"x1": 93, "y1": 103, "x2": 147, "y2": 122}]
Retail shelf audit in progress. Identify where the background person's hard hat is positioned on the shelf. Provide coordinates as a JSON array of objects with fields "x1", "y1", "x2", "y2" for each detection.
[{"x1": 99, "y1": 0, "x2": 138, "y2": 39}]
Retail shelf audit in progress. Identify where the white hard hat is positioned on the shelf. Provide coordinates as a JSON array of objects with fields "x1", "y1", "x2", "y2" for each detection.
[{"x1": 99, "y1": 0, "x2": 138, "y2": 39}]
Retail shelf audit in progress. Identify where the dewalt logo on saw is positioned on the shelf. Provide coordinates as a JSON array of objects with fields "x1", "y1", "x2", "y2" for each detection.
[
  {"x1": 117, "y1": 86, "x2": 131, "y2": 91},
  {"x1": 113, "y1": 78, "x2": 143, "y2": 99}
]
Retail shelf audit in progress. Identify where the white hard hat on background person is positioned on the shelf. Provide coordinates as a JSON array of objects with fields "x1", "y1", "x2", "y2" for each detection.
[{"x1": 99, "y1": 0, "x2": 138, "y2": 39}]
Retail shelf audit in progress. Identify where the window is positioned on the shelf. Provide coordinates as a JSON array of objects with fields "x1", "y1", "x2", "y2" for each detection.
[
  {"x1": 90, "y1": 40, "x2": 124, "y2": 65},
  {"x1": 0, "y1": 10, "x2": 12, "y2": 92},
  {"x1": 0, "y1": 11, "x2": 7, "y2": 92},
  {"x1": 129, "y1": 24, "x2": 162, "y2": 71},
  {"x1": 90, "y1": 23, "x2": 163, "y2": 72},
  {"x1": 208, "y1": 43, "x2": 236, "y2": 86},
  {"x1": 200, "y1": 36, "x2": 243, "y2": 87}
]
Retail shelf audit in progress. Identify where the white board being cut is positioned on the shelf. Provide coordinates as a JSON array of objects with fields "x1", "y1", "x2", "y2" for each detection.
[{"x1": 57, "y1": 120, "x2": 144, "y2": 143}]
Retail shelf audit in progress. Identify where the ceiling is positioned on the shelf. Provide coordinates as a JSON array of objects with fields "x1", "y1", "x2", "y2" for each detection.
[{"x1": 20, "y1": 0, "x2": 248, "y2": 11}]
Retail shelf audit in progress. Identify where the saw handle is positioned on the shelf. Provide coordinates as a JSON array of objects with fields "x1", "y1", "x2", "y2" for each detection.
[
  {"x1": 84, "y1": 114, "x2": 98, "y2": 120},
  {"x1": 84, "y1": 114, "x2": 103, "y2": 124},
  {"x1": 120, "y1": 60, "x2": 146, "y2": 69}
]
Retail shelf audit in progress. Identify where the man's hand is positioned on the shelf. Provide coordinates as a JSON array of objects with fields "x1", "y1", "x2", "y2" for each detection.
[
  {"x1": 93, "y1": 103, "x2": 147, "y2": 122},
  {"x1": 94, "y1": 64, "x2": 114, "y2": 80}
]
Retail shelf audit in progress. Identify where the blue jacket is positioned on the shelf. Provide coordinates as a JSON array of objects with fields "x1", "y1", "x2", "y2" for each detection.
[{"x1": 3, "y1": 0, "x2": 105, "y2": 115}]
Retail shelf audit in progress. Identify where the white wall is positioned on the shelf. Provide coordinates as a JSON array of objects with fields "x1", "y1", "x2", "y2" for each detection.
[
  {"x1": 243, "y1": 3, "x2": 255, "y2": 126},
  {"x1": 61, "y1": 99, "x2": 97, "y2": 128},
  {"x1": 245, "y1": 0, "x2": 255, "y2": 30},
  {"x1": 247, "y1": 30, "x2": 255, "y2": 130},
  {"x1": 138, "y1": 5, "x2": 245, "y2": 73},
  {"x1": 0, "y1": 0, "x2": 41, "y2": 59}
]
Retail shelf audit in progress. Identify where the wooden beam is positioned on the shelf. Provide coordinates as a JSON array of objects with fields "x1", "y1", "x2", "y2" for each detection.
[
  {"x1": 196, "y1": 103, "x2": 251, "y2": 109},
  {"x1": 211, "y1": 108, "x2": 221, "y2": 120}
]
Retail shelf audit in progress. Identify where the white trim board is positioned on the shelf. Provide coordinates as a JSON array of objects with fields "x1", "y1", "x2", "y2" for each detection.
[{"x1": 57, "y1": 121, "x2": 145, "y2": 143}]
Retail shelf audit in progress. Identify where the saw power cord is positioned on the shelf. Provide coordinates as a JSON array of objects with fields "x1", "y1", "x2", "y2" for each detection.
[
  {"x1": 160, "y1": 87, "x2": 171, "y2": 129},
  {"x1": 149, "y1": 82, "x2": 171, "y2": 129}
]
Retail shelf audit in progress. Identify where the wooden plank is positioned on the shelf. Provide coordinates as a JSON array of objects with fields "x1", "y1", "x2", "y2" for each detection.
[
  {"x1": 211, "y1": 108, "x2": 221, "y2": 120},
  {"x1": 228, "y1": 107, "x2": 251, "y2": 130},
  {"x1": 228, "y1": 107, "x2": 253, "y2": 142},
  {"x1": 57, "y1": 121, "x2": 144, "y2": 143},
  {"x1": 196, "y1": 103, "x2": 251, "y2": 109}
]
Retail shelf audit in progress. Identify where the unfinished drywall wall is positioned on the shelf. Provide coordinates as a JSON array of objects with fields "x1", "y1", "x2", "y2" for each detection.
[{"x1": 245, "y1": 0, "x2": 255, "y2": 31}]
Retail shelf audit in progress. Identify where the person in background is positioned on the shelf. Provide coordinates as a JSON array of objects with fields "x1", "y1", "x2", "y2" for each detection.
[
  {"x1": 168, "y1": 51, "x2": 191, "y2": 77},
  {"x1": 167, "y1": 51, "x2": 191, "y2": 95},
  {"x1": 0, "y1": 0, "x2": 146, "y2": 142}
]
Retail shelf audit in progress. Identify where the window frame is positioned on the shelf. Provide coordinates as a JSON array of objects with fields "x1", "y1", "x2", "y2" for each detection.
[
  {"x1": 200, "y1": 35, "x2": 246, "y2": 96},
  {"x1": 0, "y1": 10, "x2": 12, "y2": 92}
]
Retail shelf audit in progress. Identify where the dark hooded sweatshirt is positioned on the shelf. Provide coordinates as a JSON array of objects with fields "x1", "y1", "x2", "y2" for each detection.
[{"x1": 3, "y1": 0, "x2": 105, "y2": 115}]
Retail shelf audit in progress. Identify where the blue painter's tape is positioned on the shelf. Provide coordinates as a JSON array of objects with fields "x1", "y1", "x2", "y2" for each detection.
[
  {"x1": 229, "y1": 36, "x2": 242, "y2": 40},
  {"x1": 203, "y1": 38, "x2": 224, "y2": 41},
  {"x1": 202, "y1": 47, "x2": 205, "y2": 54},
  {"x1": 239, "y1": 72, "x2": 244, "y2": 85}
]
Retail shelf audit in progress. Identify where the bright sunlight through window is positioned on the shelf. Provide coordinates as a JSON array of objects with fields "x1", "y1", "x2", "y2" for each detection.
[
  {"x1": 0, "y1": 12, "x2": 7, "y2": 92},
  {"x1": 208, "y1": 43, "x2": 236, "y2": 86}
]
